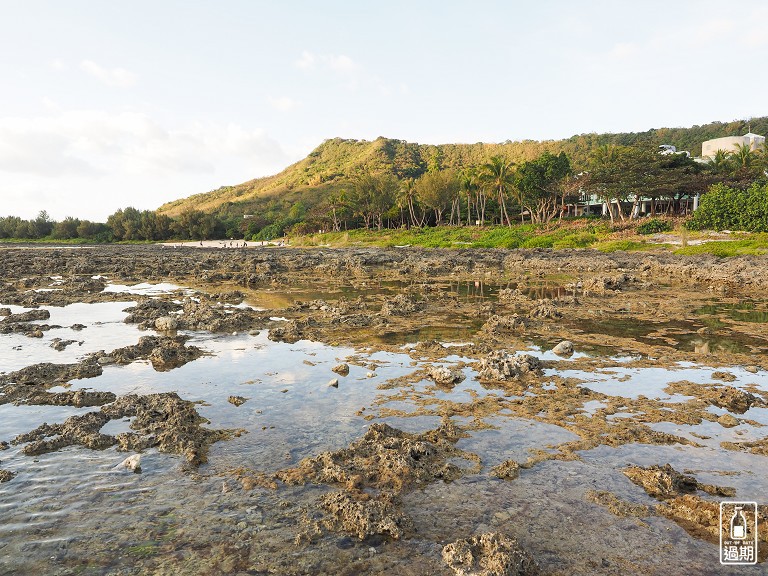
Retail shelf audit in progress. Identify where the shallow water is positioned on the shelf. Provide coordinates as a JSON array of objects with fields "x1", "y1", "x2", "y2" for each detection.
[{"x1": 1, "y1": 288, "x2": 767, "y2": 574}]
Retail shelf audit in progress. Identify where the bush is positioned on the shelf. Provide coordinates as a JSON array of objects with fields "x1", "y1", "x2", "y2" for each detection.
[
  {"x1": 637, "y1": 218, "x2": 672, "y2": 235},
  {"x1": 687, "y1": 182, "x2": 768, "y2": 232}
]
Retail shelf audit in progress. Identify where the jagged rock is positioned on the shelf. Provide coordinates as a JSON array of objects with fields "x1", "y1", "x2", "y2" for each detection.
[
  {"x1": 442, "y1": 532, "x2": 540, "y2": 576},
  {"x1": 478, "y1": 351, "x2": 540, "y2": 382},
  {"x1": 276, "y1": 421, "x2": 471, "y2": 493},
  {"x1": 154, "y1": 316, "x2": 178, "y2": 331},
  {"x1": 0, "y1": 468, "x2": 15, "y2": 483},
  {"x1": 380, "y1": 294, "x2": 426, "y2": 317},
  {"x1": 332, "y1": 363, "x2": 350, "y2": 376},
  {"x1": 228, "y1": 395, "x2": 247, "y2": 406},
  {"x1": 320, "y1": 491, "x2": 413, "y2": 540},
  {"x1": 481, "y1": 315, "x2": 526, "y2": 335},
  {"x1": 623, "y1": 464, "x2": 735, "y2": 499},
  {"x1": 50, "y1": 338, "x2": 77, "y2": 351},
  {"x1": 497, "y1": 288, "x2": 529, "y2": 304},
  {"x1": 426, "y1": 365, "x2": 466, "y2": 387},
  {"x1": 582, "y1": 273, "x2": 635, "y2": 295},
  {"x1": 491, "y1": 460, "x2": 520, "y2": 480},
  {"x1": 717, "y1": 414, "x2": 739, "y2": 428},
  {"x1": 1, "y1": 308, "x2": 50, "y2": 323},
  {"x1": 529, "y1": 299, "x2": 561, "y2": 319}
]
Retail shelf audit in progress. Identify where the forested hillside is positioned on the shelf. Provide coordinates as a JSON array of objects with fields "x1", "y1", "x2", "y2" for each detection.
[{"x1": 158, "y1": 117, "x2": 768, "y2": 221}]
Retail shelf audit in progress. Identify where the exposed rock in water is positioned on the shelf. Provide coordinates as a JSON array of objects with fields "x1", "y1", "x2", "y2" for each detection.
[
  {"x1": 717, "y1": 413, "x2": 739, "y2": 428},
  {"x1": 20, "y1": 390, "x2": 116, "y2": 408},
  {"x1": 0, "y1": 361, "x2": 102, "y2": 388},
  {"x1": 478, "y1": 351, "x2": 540, "y2": 382},
  {"x1": 13, "y1": 411, "x2": 116, "y2": 455},
  {"x1": 551, "y1": 340, "x2": 574, "y2": 357},
  {"x1": 275, "y1": 421, "x2": 474, "y2": 493},
  {"x1": 331, "y1": 363, "x2": 350, "y2": 376},
  {"x1": 442, "y1": 532, "x2": 540, "y2": 576},
  {"x1": 425, "y1": 365, "x2": 466, "y2": 387},
  {"x1": 380, "y1": 294, "x2": 426, "y2": 317},
  {"x1": 491, "y1": 459, "x2": 520, "y2": 480},
  {"x1": 108, "y1": 335, "x2": 204, "y2": 371},
  {"x1": 154, "y1": 316, "x2": 178, "y2": 331},
  {"x1": 582, "y1": 273, "x2": 635, "y2": 295},
  {"x1": 664, "y1": 380, "x2": 761, "y2": 414},
  {"x1": 1, "y1": 308, "x2": 51, "y2": 323},
  {"x1": 721, "y1": 437, "x2": 768, "y2": 456},
  {"x1": 497, "y1": 288, "x2": 529, "y2": 304},
  {"x1": 319, "y1": 491, "x2": 413, "y2": 540},
  {"x1": 481, "y1": 315, "x2": 526, "y2": 335},
  {"x1": 228, "y1": 395, "x2": 247, "y2": 406},
  {"x1": 12, "y1": 392, "x2": 239, "y2": 467},
  {"x1": 268, "y1": 318, "x2": 316, "y2": 344},
  {"x1": 115, "y1": 454, "x2": 142, "y2": 473},
  {"x1": 0, "y1": 468, "x2": 16, "y2": 483},
  {"x1": 623, "y1": 464, "x2": 735, "y2": 499},
  {"x1": 529, "y1": 299, "x2": 561, "y2": 319},
  {"x1": 103, "y1": 393, "x2": 239, "y2": 467},
  {"x1": 50, "y1": 338, "x2": 78, "y2": 351}
]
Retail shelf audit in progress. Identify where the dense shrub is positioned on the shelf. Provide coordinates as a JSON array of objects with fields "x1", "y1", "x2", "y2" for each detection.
[
  {"x1": 637, "y1": 218, "x2": 672, "y2": 235},
  {"x1": 687, "y1": 183, "x2": 768, "y2": 232}
]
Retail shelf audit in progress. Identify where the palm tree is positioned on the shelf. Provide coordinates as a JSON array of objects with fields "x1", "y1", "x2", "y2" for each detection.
[
  {"x1": 732, "y1": 143, "x2": 756, "y2": 171},
  {"x1": 459, "y1": 168, "x2": 480, "y2": 225},
  {"x1": 708, "y1": 149, "x2": 733, "y2": 174},
  {"x1": 478, "y1": 156, "x2": 515, "y2": 226},
  {"x1": 397, "y1": 178, "x2": 424, "y2": 228}
]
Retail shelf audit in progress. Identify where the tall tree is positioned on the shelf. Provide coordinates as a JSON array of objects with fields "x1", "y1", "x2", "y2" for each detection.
[
  {"x1": 478, "y1": 156, "x2": 515, "y2": 226},
  {"x1": 414, "y1": 169, "x2": 460, "y2": 226},
  {"x1": 515, "y1": 151, "x2": 572, "y2": 224}
]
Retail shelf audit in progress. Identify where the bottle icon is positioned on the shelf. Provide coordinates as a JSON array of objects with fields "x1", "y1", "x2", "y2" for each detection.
[{"x1": 730, "y1": 506, "x2": 747, "y2": 540}]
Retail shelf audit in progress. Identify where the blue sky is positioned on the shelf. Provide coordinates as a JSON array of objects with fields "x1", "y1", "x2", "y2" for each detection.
[{"x1": 1, "y1": 0, "x2": 766, "y2": 220}]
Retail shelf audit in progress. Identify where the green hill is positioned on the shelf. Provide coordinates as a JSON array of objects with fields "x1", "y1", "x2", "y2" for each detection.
[{"x1": 157, "y1": 117, "x2": 768, "y2": 219}]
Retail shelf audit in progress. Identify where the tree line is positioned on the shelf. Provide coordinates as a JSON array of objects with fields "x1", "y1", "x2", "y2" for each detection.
[{"x1": 2, "y1": 142, "x2": 766, "y2": 242}]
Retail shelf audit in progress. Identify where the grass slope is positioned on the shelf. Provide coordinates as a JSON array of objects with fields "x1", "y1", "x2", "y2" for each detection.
[{"x1": 157, "y1": 117, "x2": 768, "y2": 218}]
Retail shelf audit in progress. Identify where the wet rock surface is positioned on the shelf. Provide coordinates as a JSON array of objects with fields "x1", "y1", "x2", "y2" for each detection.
[
  {"x1": 442, "y1": 532, "x2": 540, "y2": 576},
  {"x1": 2, "y1": 245, "x2": 768, "y2": 573}
]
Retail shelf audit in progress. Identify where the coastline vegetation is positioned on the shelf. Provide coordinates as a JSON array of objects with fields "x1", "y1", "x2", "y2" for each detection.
[{"x1": 2, "y1": 119, "x2": 767, "y2": 254}]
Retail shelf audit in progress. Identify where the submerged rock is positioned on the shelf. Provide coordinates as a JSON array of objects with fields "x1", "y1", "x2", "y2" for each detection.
[
  {"x1": 442, "y1": 532, "x2": 540, "y2": 576},
  {"x1": 320, "y1": 491, "x2": 413, "y2": 540}
]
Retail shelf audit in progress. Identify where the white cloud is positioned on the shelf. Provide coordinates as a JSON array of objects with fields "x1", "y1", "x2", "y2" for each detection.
[
  {"x1": 295, "y1": 50, "x2": 316, "y2": 69},
  {"x1": 79, "y1": 60, "x2": 138, "y2": 88},
  {"x1": 0, "y1": 109, "x2": 293, "y2": 220},
  {"x1": 268, "y1": 96, "x2": 301, "y2": 111},
  {"x1": 294, "y1": 51, "x2": 358, "y2": 73}
]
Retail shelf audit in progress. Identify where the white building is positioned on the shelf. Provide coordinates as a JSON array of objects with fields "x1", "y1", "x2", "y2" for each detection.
[{"x1": 701, "y1": 132, "x2": 765, "y2": 159}]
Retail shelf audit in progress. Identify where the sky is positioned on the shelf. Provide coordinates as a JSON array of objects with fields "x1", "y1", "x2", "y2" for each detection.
[{"x1": 1, "y1": 0, "x2": 767, "y2": 221}]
